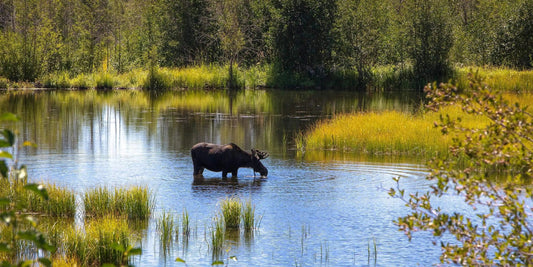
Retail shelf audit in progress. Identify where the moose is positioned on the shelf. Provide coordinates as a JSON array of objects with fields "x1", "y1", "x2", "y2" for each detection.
[{"x1": 191, "y1": 142, "x2": 269, "y2": 178}]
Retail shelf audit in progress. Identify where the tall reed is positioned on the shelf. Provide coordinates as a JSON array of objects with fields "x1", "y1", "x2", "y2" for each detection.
[
  {"x1": 220, "y1": 197, "x2": 242, "y2": 229},
  {"x1": 64, "y1": 216, "x2": 133, "y2": 266},
  {"x1": 83, "y1": 186, "x2": 154, "y2": 220},
  {"x1": 26, "y1": 183, "x2": 76, "y2": 217},
  {"x1": 210, "y1": 216, "x2": 225, "y2": 259},
  {"x1": 242, "y1": 199, "x2": 256, "y2": 232},
  {"x1": 181, "y1": 209, "x2": 190, "y2": 239},
  {"x1": 156, "y1": 211, "x2": 175, "y2": 252}
]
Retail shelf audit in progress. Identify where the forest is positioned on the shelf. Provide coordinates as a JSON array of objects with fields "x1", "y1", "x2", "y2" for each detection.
[{"x1": 0, "y1": 0, "x2": 532, "y2": 89}]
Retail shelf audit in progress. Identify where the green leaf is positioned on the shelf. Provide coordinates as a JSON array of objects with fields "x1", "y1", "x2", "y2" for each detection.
[
  {"x1": 212, "y1": 260, "x2": 224, "y2": 265},
  {"x1": 0, "y1": 151, "x2": 12, "y2": 159},
  {"x1": 0, "y1": 198, "x2": 9, "y2": 205},
  {"x1": 175, "y1": 257, "x2": 186, "y2": 263},
  {"x1": 38, "y1": 258, "x2": 52, "y2": 267},
  {"x1": 1, "y1": 130, "x2": 15, "y2": 147},
  {"x1": 0, "y1": 140, "x2": 10, "y2": 148},
  {"x1": 0, "y1": 242, "x2": 9, "y2": 252},
  {"x1": 0, "y1": 113, "x2": 19, "y2": 122},
  {"x1": 101, "y1": 264, "x2": 116, "y2": 267},
  {"x1": 111, "y1": 243, "x2": 125, "y2": 252},
  {"x1": 0, "y1": 161, "x2": 7, "y2": 178},
  {"x1": 128, "y1": 247, "x2": 143, "y2": 256},
  {"x1": 17, "y1": 231, "x2": 38, "y2": 242},
  {"x1": 24, "y1": 184, "x2": 49, "y2": 200}
]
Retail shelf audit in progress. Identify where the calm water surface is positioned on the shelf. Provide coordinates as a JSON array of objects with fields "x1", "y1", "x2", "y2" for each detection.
[{"x1": 0, "y1": 89, "x2": 460, "y2": 266}]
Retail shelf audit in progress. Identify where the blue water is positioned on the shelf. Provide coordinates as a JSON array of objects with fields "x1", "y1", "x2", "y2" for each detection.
[{"x1": 1, "y1": 89, "x2": 454, "y2": 266}]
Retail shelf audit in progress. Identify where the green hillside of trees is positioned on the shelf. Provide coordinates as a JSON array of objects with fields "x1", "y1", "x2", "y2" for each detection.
[{"x1": 0, "y1": 0, "x2": 531, "y2": 89}]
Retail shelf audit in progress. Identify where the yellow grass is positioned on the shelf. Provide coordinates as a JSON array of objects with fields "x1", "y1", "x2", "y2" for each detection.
[
  {"x1": 299, "y1": 90, "x2": 533, "y2": 157},
  {"x1": 297, "y1": 105, "x2": 490, "y2": 157}
]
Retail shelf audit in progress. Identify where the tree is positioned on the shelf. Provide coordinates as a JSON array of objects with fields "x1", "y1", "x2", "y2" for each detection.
[
  {"x1": 159, "y1": 0, "x2": 220, "y2": 66},
  {"x1": 271, "y1": 0, "x2": 337, "y2": 82},
  {"x1": 492, "y1": 0, "x2": 533, "y2": 69},
  {"x1": 390, "y1": 74, "x2": 533, "y2": 265},
  {"x1": 408, "y1": 0, "x2": 453, "y2": 84}
]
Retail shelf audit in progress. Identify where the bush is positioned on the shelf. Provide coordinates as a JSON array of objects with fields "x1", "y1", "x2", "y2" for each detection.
[{"x1": 390, "y1": 74, "x2": 533, "y2": 265}]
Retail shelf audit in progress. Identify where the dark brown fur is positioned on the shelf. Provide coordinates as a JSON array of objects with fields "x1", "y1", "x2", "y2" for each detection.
[{"x1": 191, "y1": 142, "x2": 269, "y2": 178}]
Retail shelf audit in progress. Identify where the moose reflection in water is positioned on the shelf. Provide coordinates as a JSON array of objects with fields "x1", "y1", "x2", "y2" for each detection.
[{"x1": 191, "y1": 142, "x2": 269, "y2": 179}]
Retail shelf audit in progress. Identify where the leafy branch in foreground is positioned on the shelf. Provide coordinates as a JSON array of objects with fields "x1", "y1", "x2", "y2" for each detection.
[
  {"x1": 389, "y1": 73, "x2": 533, "y2": 265},
  {"x1": 0, "y1": 113, "x2": 55, "y2": 266}
]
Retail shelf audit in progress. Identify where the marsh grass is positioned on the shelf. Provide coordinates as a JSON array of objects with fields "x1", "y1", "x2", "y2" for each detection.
[
  {"x1": 455, "y1": 67, "x2": 533, "y2": 92},
  {"x1": 297, "y1": 104, "x2": 492, "y2": 157},
  {"x1": 26, "y1": 183, "x2": 76, "y2": 217},
  {"x1": 64, "y1": 216, "x2": 133, "y2": 266},
  {"x1": 242, "y1": 199, "x2": 256, "y2": 232},
  {"x1": 156, "y1": 211, "x2": 175, "y2": 253},
  {"x1": 210, "y1": 216, "x2": 225, "y2": 259},
  {"x1": 0, "y1": 178, "x2": 75, "y2": 218},
  {"x1": 182, "y1": 209, "x2": 190, "y2": 239},
  {"x1": 221, "y1": 197, "x2": 242, "y2": 229},
  {"x1": 83, "y1": 186, "x2": 154, "y2": 220},
  {"x1": 95, "y1": 72, "x2": 115, "y2": 90}
]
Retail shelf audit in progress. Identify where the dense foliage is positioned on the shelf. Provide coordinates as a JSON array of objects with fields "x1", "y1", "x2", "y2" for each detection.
[
  {"x1": 0, "y1": 0, "x2": 531, "y2": 88},
  {"x1": 390, "y1": 75, "x2": 533, "y2": 265}
]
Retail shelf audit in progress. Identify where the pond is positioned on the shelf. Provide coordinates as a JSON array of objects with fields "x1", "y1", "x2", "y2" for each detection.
[{"x1": 0, "y1": 88, "x2": 456, "y2": 266}]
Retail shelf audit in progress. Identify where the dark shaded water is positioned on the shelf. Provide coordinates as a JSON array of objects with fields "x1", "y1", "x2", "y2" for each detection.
[{"x1": 0, "y1": 89, "x2": 460, "y2": 266}]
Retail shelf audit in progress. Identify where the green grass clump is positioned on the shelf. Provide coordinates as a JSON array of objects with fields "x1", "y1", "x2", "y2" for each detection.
[
  {"x1": 220, "y1": 197, "x2": 242, "y2": 229},
  {"x1": 64, "y1": 216, "x2": 133, "y2": 266},
  {"x1": 297, "y1": 111, "x2": 450, "y2": 156},
  {"x1": 242, "y1": 199, "x2": 257, "y2": 232},
  {"x1": 84, "y1": 186, "x2": 154, "y2": 220},
  {"x1": 455, "y1": 67, "x2": 533, "y2": 92},
  {"x1": 156, "y1": 210, "x2": 176, "y2": 251},
  {"x1": 181, "y1": 209, "x2": 190, "y2": 239},
  {"x1": 95, "y1": 72, "x2": 115, "y2": 90},
  {"x1": 0, "y1": 177, "x2": 75, "y2": 218},
  {"x1": 142, "y1": 67, "x2": 171, "y2": 91},
  {"x1": 210, "y1": 215, "x2": 225, "y2": 258},
  {"x1": 26, "y1": 183, "x2": 76, "y2": 217}
]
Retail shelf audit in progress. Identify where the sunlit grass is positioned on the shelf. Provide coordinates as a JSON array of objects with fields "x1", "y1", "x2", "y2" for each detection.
[
  {"x1": 455, "y1": 67, "x2": 533, "y2": 92},
  {"x1": 64, "y1": 216, "x2": 134, "y2": 266},
  {"x1": 221, "y1": 197, "x2": 242, "y2": 229},
  {"x1": 297, "y1": 105, "x2": 489, "y2": 157},
  {"x1": 0, "y1": 178, "x2": 75, "y2": 218},
  {"x1": 242, "y1": 199, "x2": 257, "y2": 232},
  {"x1": 26, "y1": 183, "x2": 76, "y2": 218},
  {"x1": 210, "y1": 215, "x2": 225, "y2": 258},
  {"x1": 83, "y1": 186, "x2": 154, "y2": 220},
  {"x1": 156, "y1": 210, "x2": 176, "y2": 252}
]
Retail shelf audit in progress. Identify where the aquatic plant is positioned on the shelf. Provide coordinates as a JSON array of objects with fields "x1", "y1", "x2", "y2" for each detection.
[
  {"x1": 25, "y1": 183, "x2": 76, "y2": 218},
  {"x1": 221, "y1": 197, "x2": 242, "y2": 229},
  {"x1": 210, "y1": 215, "x2": 225, "y2": 259},
  {"x1": 156, "y1": 210, "x2": 175, "y2": 253},
  {"x1": 64, "y1": 216, "x2": 134, "y2": 266},
  {"x1": 242, "y1": 199, "x2": 256, "y2": 232},
  {"x1": 83, "y1": 186, "x2": 154, "y2": 220},
  {"x1": 181, "y1": 209, "x2": 190, "y2": 239}
]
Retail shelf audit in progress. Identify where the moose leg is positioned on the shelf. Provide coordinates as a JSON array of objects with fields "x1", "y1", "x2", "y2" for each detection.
[
  {"x1": 231, "y1": 170, "x2": 238, "y2": 178},
  {"x1": 193, "y1": 161, "x2": 204, "y2": 176},
  {"x1": 222, "y1": 171, "x2": 228, "y2": 179}
]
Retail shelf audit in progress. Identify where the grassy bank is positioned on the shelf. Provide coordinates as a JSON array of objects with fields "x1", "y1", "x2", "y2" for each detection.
[
  {"x1": 297, "y1": 88, "x2": 533, "y2": 157},
  {"x1": 295, "y1": 106, "x2": 487, "y2": 157},
  {"x1": 1, "y1": 65, "x2": 532, "y2": 91}
]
